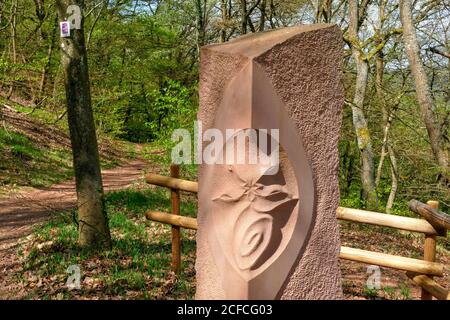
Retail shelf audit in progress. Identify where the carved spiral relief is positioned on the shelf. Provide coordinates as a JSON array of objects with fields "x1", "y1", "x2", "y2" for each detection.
[{"x1": 213, "y1": 167, "x2": 298, "y2": 272}]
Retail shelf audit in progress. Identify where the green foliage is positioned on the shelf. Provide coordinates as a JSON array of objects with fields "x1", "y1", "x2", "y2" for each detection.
[
  {"x1": 399, "y1": 282, "x2": 412, "y2": 300},
  {"x1": 363, "y1": 285, "x2": 379, "y2": 299},
  {"x1": 0, "y1": 0, "x2": 448, "y2": 213},
  {"x1": 113, "y1": 79, "x2": 197, "y2": 143},
  {"x1": 0, "y1": 127, "x2": 73, "y2": 191},
  {"x1": 146, "y1": 79, "x2": 197, "y2": 140},
  {"x1": 0, "y1": 107, "x2": 125, "y2": 193},
  {"x1": 20, "y1": 188, "x2": 197, "y2": 299},
  {"x1": 0, "y1": 128, "x2": 33, "y2": 150}
]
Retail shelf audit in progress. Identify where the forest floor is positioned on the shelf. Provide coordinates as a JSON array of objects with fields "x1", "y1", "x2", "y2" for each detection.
[
  {"x1": 0, "y1": 176, "x2": 448, "y2": 300},
  {"x1": 0, "y1": 160, "x2": 148, "y2": 297},
  {"x1": 0, "y1": 99, "x2": 152, "y2": 298},
  {"x1": 0, "y1": 100, "x2": 448, "y2": 300}
]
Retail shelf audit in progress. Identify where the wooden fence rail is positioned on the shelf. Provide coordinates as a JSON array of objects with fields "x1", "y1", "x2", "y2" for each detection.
[
  {"x1": 144, "y1": 167, "x2": 449, "y2": 300},
  {"x1": 146, "y1": 210, "x2": 198, "y2": 230},
  {"x1": 145, "y1": 210, "x2": 444, "y2": 277},
  {"x1": 406, "y1": 272, "x2": 450, "y2": 300},
  {"x1": 146, "y1": 173, "x2": 198, "y2": 193},
  {"x1": 336, "y1": 206, "x2": 440, "y2": 236}
]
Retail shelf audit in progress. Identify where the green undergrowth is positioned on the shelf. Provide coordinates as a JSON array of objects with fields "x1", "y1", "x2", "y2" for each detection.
[
  {"x1": 18, "y1": 187, "x2": 197, "y2": 300},
  {"x1": 0, "y1": 127, "x2": 73, "y2": 192},
  {"x1": 15, "y1": 186, "x2": 449, "y2": 300},
  {"x1": 0, "y1": 97, "x2": 141, "y2": 194}
]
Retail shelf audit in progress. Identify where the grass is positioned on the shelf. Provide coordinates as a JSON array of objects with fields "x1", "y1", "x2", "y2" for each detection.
[
  {"x1": 10, "y1": 184, "x2": 450, "y2": 300},
  {"x1": 1, "y1": 117, "x2": 446, "y2": 300},
  {"x1": 17, "y1": 187, "x2": 197, "y2": 300},
  {"x1": 0, "y1": 98, "x2": 141, "y2": 194},
  {"x1": 0, "y1": 127, "x2": 74, "y2": 193}
]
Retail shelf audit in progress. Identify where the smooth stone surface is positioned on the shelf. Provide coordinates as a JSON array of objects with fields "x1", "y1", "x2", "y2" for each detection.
[{"x1": 196, "y1": 24, "x2": 344, "y2": 300}]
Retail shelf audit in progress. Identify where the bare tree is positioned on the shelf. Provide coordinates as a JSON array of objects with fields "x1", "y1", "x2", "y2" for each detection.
[
  {"x1": 399, "y1": 0, "x2": 449, "y2": 185},
  {"x1": 315, "y1": 0, "x2": 333, "y2": 23},
  {"x1": 6, "y1": 0, "x2": 17, "y2": 99},
  {"x1": 33, "y1": 0, "x2": 46, "y2": 41},
  {"x1": 348, "y1": 0, "x2": 378, "y2": 209},
  {"x1": 195, "y1": 0, "x2": 207, "y2": 49},
  {"x1": 220, "y1": 0, "x2": 228, "y2": 42},
  {"x1": 37, "y1": 15, "x2": 58, "y2": 102},
  {"x1": 258, "y1": 0, "x2": 267, "y2": 31},
  {"x1": 239, "y1": 0, "x2": 261, "y2": 34},
  {"x1": 373, "y1": 0, "x2": 399, "y2": 213}
]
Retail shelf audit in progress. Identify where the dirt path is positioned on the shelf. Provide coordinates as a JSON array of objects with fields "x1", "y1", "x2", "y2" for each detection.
[{"x1": 0, "y1": 160, "x2": 147, "y2": 288}]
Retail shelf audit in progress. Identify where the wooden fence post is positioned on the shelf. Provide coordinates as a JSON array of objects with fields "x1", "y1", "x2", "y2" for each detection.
[
  {"x1": 422, "y1": 200, "x2": 439, "y2": 300},
  {"x1": 170, "y1": 164, "x2": 181, "y2": 273}
]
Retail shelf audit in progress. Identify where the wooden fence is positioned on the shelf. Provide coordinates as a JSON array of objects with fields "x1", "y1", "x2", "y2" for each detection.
[{"x1": 144, "y1": 165, "x2": 449, "y2": 300}]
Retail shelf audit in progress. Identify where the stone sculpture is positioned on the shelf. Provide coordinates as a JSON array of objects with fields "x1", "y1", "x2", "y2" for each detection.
[{"x1": 196, "y1": 24, "x2": 344, "y2": 299}]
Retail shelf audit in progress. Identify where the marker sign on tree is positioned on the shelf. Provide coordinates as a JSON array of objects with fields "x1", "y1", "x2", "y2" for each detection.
[{"x1": 60, "y1": 21, "x2": 70, "y2": 38}]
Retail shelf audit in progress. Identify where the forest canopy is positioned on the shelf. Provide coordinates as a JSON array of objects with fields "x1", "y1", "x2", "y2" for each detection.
[{"x1": 0, "y1": 0, "x2": 448, "y2": 213}]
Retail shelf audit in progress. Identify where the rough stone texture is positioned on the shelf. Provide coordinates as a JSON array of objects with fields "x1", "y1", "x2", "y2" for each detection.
[{"x1": 196, "y1": 24, "x2": 344, "y2": 300}]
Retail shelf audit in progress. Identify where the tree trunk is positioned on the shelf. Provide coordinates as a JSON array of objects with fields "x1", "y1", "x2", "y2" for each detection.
[
  {"x1": 258, "y1": 0, "x2": 266, "y2": 31},
  {"x1": 86, "y1": 0, "x2": 106, "y2": 49},
  {"x1": 38, "y1": 15, "x2": 58, "y2": 101},
  {"x1": 375, "y1": 0, "x2": 386, "y2": 187},
  {"x1": 341, "y1": 140, "x2": 355, "y2": 198},
  {"x1": 386, "y1": 144, "x2": 398, "y2": 213},
  {"x1": 7, "y1": 0, "x2": 17, "y2": 99},
  {"x1": 399, "y1": 0, "x2": 449, "y2": 184},
  {"x1": 316, "y1": 0, "x2": 332, "y2": 23},
  {"x1": 33, "y1": 0, "x2": 46, "y2": 41},
  {"x1": 220, "y1": 0, "x2": 227, "y2": 42},
  {"x1": 348, "y1": 0, "x2": 378, "y2": 209},
  {"x1": 56, "y1": 0, "x2": 111, "y2": 249},
  {"x1": 240, "y1": 0, "x2": 248, "y2": 35},
  {"x1": 195, "y1": 0, "x2": 207, "y2": 50},
  {"x1": 268, "y1": 0, "x2": 275, "y2": 29}
]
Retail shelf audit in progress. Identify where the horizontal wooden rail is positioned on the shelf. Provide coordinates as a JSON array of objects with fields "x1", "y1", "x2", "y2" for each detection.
[
  {"x1": 340, "y1": 246, "x2": 443, "y2": 277},
  {"x1": 409, "y1": 200, "x2": 449, "y2": 234},
  {"x1": 145, "y1": 211, "x2": 444, "y2": 277},
  {"x1": 336, "y1": 207, "x2": 440, "y2": 236},
  {"x1": 145, "y1": 173, "x2": 198, "y2": 193},
  {"x1": 144, "y1": 174, "x2": 441, "y2": 236},
  {"x1": 146, "y1": 210, "x2": 198, "y2": 230},
  {"x1": 406, "y1": 272, "x2": 450, "y2": 300}
]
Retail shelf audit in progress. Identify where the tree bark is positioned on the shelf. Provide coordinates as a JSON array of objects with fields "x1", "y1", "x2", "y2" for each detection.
[
  {"x1": 316, "y1": 0, "x2": 332, "y2": 23},
  {"x1": 268, "y1": 0, "x2": 276, "y2": 29},
  {"x1": 195, "y1": 0, "x2": 207, "y2": 50},
  {"x1": 399, "y1": 0, "x2": 449, "y2": 184},
  {"x1": 56, "y1": 0, "x2": 111, "y2": 249},
  {"x1": 7, "y1": 0, "x2": 17, "y2": 99},
  {"x1": 258, "y1": 0, "x2": 266, "y2": 31},
  {"x1": 340, "y1": 140, "x2": 355, "y2": 198},
  {"x1": 386, "y1": 144, "x2": 398, "y2": 213},
  {"x1": 220, "y1": 0, "x2": 227, "y2": 42},
  {"x1": 240, "y1": 0, "x2": 261, "y2": 34},
  {"x1": 348, "y1": 0, "x2": 378, "y2": 209},
  {"x1": 38, "y1": 15, "x2": 58, "y2": 101},
  {"x1": 33, "y1": 0, "x2": 46, "y2": 41},
  {"x1": 374, "y1": 0, "x2": 387, "y2": 188},
  {"x1": 240, "y1": 0, "x2": 248, "y2": 35},
  {"x1": 374, "y1": 28, "x2": 399, "y2": 212}
]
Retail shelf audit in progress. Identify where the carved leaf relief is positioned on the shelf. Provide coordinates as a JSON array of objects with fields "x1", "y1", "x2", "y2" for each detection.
[{"x1": 213, "y1": 165, "x2": 298, "y2": 273}]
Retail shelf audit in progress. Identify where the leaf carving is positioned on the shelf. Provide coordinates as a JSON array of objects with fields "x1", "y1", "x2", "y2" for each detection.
[
  {"x1": 212, "y1": 166, "x2": 299, "y2": 273},
  {"x1": 212, "y1": 190, "x2": 245, "y2": 203}
]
